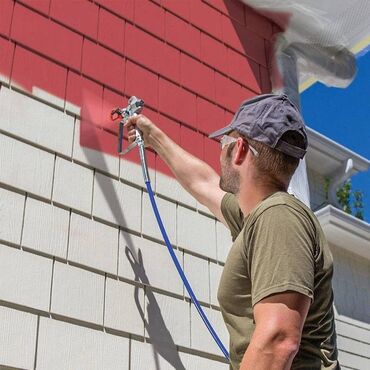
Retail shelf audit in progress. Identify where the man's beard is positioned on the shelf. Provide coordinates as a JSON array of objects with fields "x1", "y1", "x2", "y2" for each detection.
[{"x1": 219, "y1": 157, "x2": 240, "y2": 194}]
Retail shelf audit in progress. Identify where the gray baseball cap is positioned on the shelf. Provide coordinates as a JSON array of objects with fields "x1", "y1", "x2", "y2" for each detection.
[{"x1": 209, "y1": 94, "x2": 308, "y2": 159}]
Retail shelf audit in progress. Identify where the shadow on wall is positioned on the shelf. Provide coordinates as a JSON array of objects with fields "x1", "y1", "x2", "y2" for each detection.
[
  {"x1": 223, "y1": 0, "x2": 291, "y2": 94},
  {"x1": 126, "y1": 247, "x2": 186, "y2": 370},
  {"x1": 82, "y1": 126, "x2": 186, "y2": 370}
]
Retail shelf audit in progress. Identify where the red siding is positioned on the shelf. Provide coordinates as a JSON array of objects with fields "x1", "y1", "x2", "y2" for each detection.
[
  {"x1": 196, "y1": 97, "x2": 225, "y2": 136},
  {"x1": 94, "y1": 0, "x2": 134, "y2": 22},
  {"x1": 11, "y1": 4, "x2": 83, "y2": 70},
  {"x1": 1, "y1": 0, "x2": 277, "y2": 176},
  {"x1": 125, "y1": 61, "x2": 158, "y2": 110},
  {"x1": 50, "y1": 0, "x2": 99, "y2": 39},
  {"x1": 12, "y1": 46, "x2": 67, "y2": 102},
  {"x1": 18, "y1": 0, "x2": 50, "y2": 15},
  {"x1": 180, "y1": 125, "x2": 204, "y2": 160},
  {"x1": 0, "y1": 37, "x2": 15, "y2": 84},
  {"x1": 165, "y1": 12, "x2": 201, "y2": 59},
  {"x1": 97, "y1": 8, "x2": 125, "y2": 53},
  {"x1": 200, "y1": 33, "x2": 228, "y2": 75},
  {"x1": 180, "y1": 54, "x2": 215, "y2": 100},
  {"x1": 81, "y1": 40, "x2": 125, "y2": 92},
  {"x1": 0, "y1": 0, "x2": 14, "y2": 37},
  {"x1": 66, "y1": 71, "x2": 104, "y2": 120},
  {"x1": 134, "y1": 0, "x2": 165, "y2": 39},
  {"x1": 159, "y1": 78, "x2": 196, "y2": 127}
]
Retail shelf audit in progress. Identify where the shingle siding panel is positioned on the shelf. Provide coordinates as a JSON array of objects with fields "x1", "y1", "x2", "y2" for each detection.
[
  {"x1": 51, "y1": 262, "x2": 105, "y2": 325},
  {"x1": 36, "y1": 317, "x2": 130, "y2": 370},
  {"x1": 22, "y1": 197, "x2": 69, "y2": 259},
  {"x1": 0, "y1": 87, "x2": 74, "y2": 157},
  {"x1": 0, "y1": 244, "x2": 53, "y2": 311},
  {"x1": 0, "y1": 306, "x2": 37, "y2": 370},
  {"x1": 0, "y1": 187, "x2": 25, "y2": 245},
  {"x1": 0, "y1": 134, "x2": 54, "y2": 199}
]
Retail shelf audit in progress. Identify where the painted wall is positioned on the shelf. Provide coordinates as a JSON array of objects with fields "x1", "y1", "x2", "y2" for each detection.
[{"x1": 0, "y1": 0, "x2": 273, "y2": 368}]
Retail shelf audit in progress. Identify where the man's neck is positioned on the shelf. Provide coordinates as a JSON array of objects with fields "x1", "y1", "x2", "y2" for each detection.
[{"x1": 236, "y1": 181, "x2": 285, "y2": 217}]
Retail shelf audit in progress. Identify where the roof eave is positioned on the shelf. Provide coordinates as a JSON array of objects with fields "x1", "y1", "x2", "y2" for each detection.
[
  {"x1": 306, "y1": 126, "x2": 370, "y2": 176},
  {"x1": 315, "y1": 205, "x2": 370, "y2": 260}
]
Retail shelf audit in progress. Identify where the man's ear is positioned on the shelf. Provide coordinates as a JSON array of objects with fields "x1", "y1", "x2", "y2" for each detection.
[{"x1": 233, "y1": 138, "x2": 247, "y2": 165}]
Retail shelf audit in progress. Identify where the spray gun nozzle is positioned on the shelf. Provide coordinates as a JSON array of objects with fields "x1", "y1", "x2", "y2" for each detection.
[
  {"x1": 110, "y1": 108, "x2": 122, "y2": 121},
  {"x1": 111, "y1": 96, "x2": 145, "y2": 154}
]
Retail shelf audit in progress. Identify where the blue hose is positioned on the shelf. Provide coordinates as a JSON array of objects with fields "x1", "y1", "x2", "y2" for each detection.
[{"x1": 145, "y1": 180, "x2": 230, "y2": 361}]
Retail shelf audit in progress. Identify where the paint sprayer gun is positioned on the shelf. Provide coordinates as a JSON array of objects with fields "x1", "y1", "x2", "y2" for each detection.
[{"x1": 110, "y1": 96, "x2": 150, "y2": 182}]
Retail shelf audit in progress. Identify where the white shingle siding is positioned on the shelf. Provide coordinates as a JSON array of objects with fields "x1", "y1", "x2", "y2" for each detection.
[
  {"x1": 183, "y1": 253, "x2": 210, "y2": 304},
  {"x1": 216, "y1": 220, "x2": 232, "y2": 263},
  {"x1": 119, "y1": 231, "x2": 183, "y2": 296},
  {"x1": 156, "y1": 171, "x2": 197, "y2": 208},
  {"x1": 0, "y1": 244, "x2": 52, "y2": 311},
  {"x1": 307, "y1": 168, "x2": 327, "y2": 210},
  {"x1": 0, "y1": 133, "x2": 54, "y2": 199},
  {"x1": 52, "y1": 157, "x2": 94, "y2": 214},
  {"x1": 130, "y1": 340, "x2": 176, "y2": 370},
  {"x1": 120, "y1": 153, "x2": 156, "y2": 189},
  {"x1": 50, "y1": 262, "x2": 105, "y2": 325},
  {"x1": 104, "y1": 278, "x2": 145, "y2": 336},
  {"x1": 36, "y1": 317, "x2": 130, "y2": 370},
  {"x1": 177, "y1": 205, "x2": 217, "y2": 259},
  {"x1": 179, "y1": 352, "x2": 229, "y2": 370},
  {"x1": 0, "y1": 87, "x2": 74, "y2": 157},
  {"x1": 0, "y1": 306, "x2": 38, "y2": 370},
  {"x1": 22, "y1": 197, "x2": 69, "y2": 258},
  {"x1": 0, "y1": 187, "x2": 25, "y2": 245},
  {"x1": 93, "y1": 172, "x2": 142, "y2": 232},
  {"x1": 68, "y1": 212, "x2": 118, "y2": 274},
  {"x1": 145, "y1": 290, "x2": 191, "y2": 348},
  {"x1": 332, "y1": 246, "x2": 370, "y2": 323},
  {"x1": 190, "y1": 305, "x2": 229, "y2": 356},
  {"x1": 141, "y1": 192, "x2": 177, "y2": 243}
]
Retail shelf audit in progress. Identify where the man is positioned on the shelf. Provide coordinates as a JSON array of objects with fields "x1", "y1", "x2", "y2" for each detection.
[{"x1": 126, "y1": 94, "x2": 339, "y2": 369}]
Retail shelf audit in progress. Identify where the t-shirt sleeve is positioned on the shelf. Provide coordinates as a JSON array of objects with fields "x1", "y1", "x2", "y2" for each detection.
[
  {"x1": 247, "y1": 205, "x2": 315, "y2": 307},
  {"x1": 221, "y1": 192, "x2": 244, "y2": 241}
]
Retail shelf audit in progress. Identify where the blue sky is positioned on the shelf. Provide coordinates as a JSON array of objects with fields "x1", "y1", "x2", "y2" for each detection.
[{"x1": 301, "y1": 51, "x2": 370, "y2": 222}]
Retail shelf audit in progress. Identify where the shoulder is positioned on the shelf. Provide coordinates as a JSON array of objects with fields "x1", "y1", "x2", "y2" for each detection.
[
  {"x1": 247, "y1": 192, "x2": 317, "y2": 236},
  {"x1": 221, "y1": 193, "x2": 244, "y2": 240}
]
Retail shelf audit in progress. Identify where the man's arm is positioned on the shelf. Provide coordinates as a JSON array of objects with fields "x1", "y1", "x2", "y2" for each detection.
[
  {"x1": 240, "y1": 292, "x2": 311, "y2": 370},
  {"x1": 126, "y1": 114, "x2": 227, "y2": 224}
]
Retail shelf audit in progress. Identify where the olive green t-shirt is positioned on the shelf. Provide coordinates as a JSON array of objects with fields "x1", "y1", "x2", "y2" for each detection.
[{"x1": 218, "y1": 192, "x2": 339, "y2": 370}]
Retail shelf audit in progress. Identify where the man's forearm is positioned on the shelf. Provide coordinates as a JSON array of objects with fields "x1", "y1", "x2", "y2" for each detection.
[
  {"x1": 240, "y1": 337, "x2": 297, "y2": 370},
  {"x1": 150, "y1": 127, "x2": 220, "y2": 199}
]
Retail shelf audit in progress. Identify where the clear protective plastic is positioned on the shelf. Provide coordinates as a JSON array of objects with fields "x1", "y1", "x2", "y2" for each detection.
[{"x1": 243, "y1": 0, "x2": 370, "y2": 88}]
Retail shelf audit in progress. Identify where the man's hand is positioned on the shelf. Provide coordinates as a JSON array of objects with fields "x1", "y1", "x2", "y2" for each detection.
[
  {"x1": 124, "y1": 113, "x2": 226, "y2": 225},
  {"x1": 126, "y1": 114, "x2": 160, "y2": 149},
  {"x1": 240, "y1": 291, "x2": 311, "y2": 370}
]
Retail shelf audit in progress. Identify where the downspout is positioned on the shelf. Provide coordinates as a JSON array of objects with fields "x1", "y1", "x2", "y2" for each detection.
[
  {"x1": 270, "y1": 35, "x2": 357, "y2": 208},
  {"x1": 271, "y1": 39, "x2": 310, "y2": 207}
]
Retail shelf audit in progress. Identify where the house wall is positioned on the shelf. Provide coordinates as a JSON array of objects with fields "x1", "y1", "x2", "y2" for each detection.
[
  {"x1": 308, "y1": 169, "x2": 370, "y2": 369},
  {"x1": 330, "y1": 245, "x2": 370, "y2": 370},
  {"x1": 0, "y1": 0, "x2": 274, "y2": 368},
  {"x1": 307, "y1": 168, "x2": 327, "y2": 211}
]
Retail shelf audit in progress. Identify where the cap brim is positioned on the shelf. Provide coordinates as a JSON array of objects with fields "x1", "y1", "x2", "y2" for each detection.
[{"x1": 208, "y1": 125, "x2": 233, "y2": 139}]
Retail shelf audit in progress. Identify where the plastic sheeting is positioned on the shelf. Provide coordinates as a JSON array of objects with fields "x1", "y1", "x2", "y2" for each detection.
[{"x1": 243, "y1": 0, "x2": 370, "y2": 87}]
